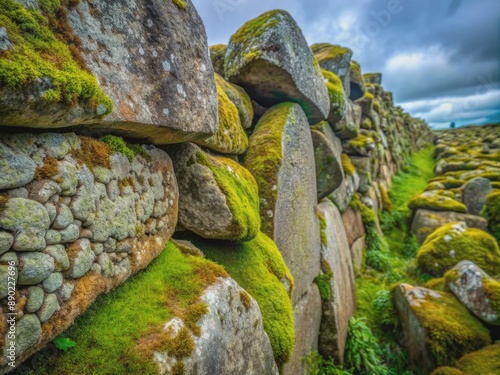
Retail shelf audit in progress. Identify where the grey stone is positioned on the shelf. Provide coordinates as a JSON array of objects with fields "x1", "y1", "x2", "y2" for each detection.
[
  {"x1": 311, "y1": 125, "x2": 344, "y2": 200},
  {"x1": 53, "y1": 204, "x2": 74, "y2": 230},
  {"x1": 104, "y1": 237, "x2": 117, "y2": 253},
  {"x1": 45, "y1": 230, "x2": 62, "y2": 246},
  {"x1": 44, "y1": 245, "x2": 70, "y2": 272},
  {"x1": 1, "y1": 0, "x2": 218, "y2": 145},
  {"x1": 328, "y1": 172, "x2": 360, "y2": 213},
  {"x1": 0, "y1": 252, "x2": 17, "y2": 265},
  {"x1": 57, "y1": 282, "x2": 74, "y2": 302},
  {"x1": 42, "y1": 272, "x2": 63, "y2": 293},
  {"x1": 351, "y1": 156, "x2": 371, "y2": 193},
  {"x1": 59, "y1": 224, "x2": 80, "y2": 243},
  {"x1": 54, "y1": 160, "x2": 78, "y2": 196},
  {"x1": 0, "y1": 198, "x2": 50, "y2": 251},
  {"x1": 350, "y1": 236, "x2": 366, "y2": 276},
  {"x1": 26, "y1": 286, "x2": 45, "y2": 313},
  {"x1": 244, "y1": 103, "x2": 321, "y2": 304},
  {"x1": 67, "y1": 239, "x2": 95, "y2": 278},
  {"x1": 28, "y1": 179, "x2": 61, "y2": 203},
  {"x1": 317, "y1": 200, "x2": 356, "y2": 363},
  {"x1": 97, "y1": 253, "x2": 113, "y2": 278},
  {"x1": 36, "y1": 133, "x2": 80, "y2": 159},
  {"x1": 93, "y1": 167, "x2": 112, "y2": 184},
  {"x1": 446, "y1": 261, "x2": 500, "y2": 325},
  {"x1": 37, "y1": 293, "x2": 60, "y2": 323},
  {"x1": 0, "y1": 265, "x2": 16, "y2": 299},
  {"x1": 284, "y1": 284, "x2": 323, "y2": 375},
  {"x1": 462, "y1": 177, "x2": 492, "y2": 215},
  {"x1": 0, "y1": 231, "x2": 14, "y2": 255},
  {"x1": 331, "y1": 100, "x2": 361, "y2": 140},
  {"x1": 0, "y1": 142, "x2": 37, "y2": 190},
  {"x1": 44, "y1": 202, "x2": 57, "y2": 224},
  {"x1": 70, "y1": 184, "x2": 98, "y2": 222},
  {"x1": 18, "y1": 252, "x2": 54, "y2": 285},
  {"x1": 0, "y1": 27, "x2": 12, "y2": 51},
  {"x1": 8, "y1": 314, "x2": 42, "y2": 359},
  {"x1": 156, "y1": 278, "x2": 279, "y2": 375},
  {"x1": 168, "y1": 142, "x2": 260, "y2": 241},
  {"x1": 312, "y1": 43, "x2": 353, "y2": 97},
  {"x1": 225, "y1": 10, "x2": 329, "y2": 124},
  {"x1": 6, "y1": 187, "x2": 29, "y2": 199}
]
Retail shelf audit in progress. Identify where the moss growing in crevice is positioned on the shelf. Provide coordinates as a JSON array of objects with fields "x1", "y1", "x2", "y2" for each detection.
[
  {"x1": 0, "y1": 0, "x2": 113, "y2": 113},
  {"x1": 183, "y1": 232, "x2": 295, "y2": 372},
  {"x1": 321, "y1": 69, "x2": 346, "y2": 122},
  {"x1": 314, "y1": 271, "x2": 332, "y2": 301},
  {"x1": 71, "y1": 136, "x2": 111, "y2": 170},
  {"x1": 379, "y1": 183, "x2": 393, "y2": 212},
  {"x1": 34, "y1": 157, "x2": 59, "y2": 180},
  {"x1": 43, "y1": 241, "x2": 228, "y2": 374},
  {"x1": 318, "y1": 212, "x2": 328, "y2": 247},
  {"x1": 196, "y1": 151, "x2": 261, "y2": 242},
  {"x1": 481, "y1": 191, "x2": 500, "y2": 244},
  {"x1": 341, "y1": 153, "x2": 356, "y2": 177},
  {"x1": 417, "y1": 222, "x2": 500, "y2": 277},
  {"x1": 100, "y1": 135, "x2": 150, "y2": 162},
  {"x1": 482, "y1": 278, "x2": 500, "y2": 318}
]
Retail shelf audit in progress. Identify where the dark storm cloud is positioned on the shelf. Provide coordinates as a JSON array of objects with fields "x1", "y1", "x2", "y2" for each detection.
[{"x1": 191, "y1": 0, "x2": 500, "y2": 128}]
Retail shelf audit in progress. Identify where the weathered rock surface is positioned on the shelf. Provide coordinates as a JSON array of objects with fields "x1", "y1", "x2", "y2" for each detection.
[
  {"x1": 155, "y1": 278, "x2": 279, "y2": 375},
  {"x1": 411, "y1": 209, "x2": 488, "y2": 244},
  {"x1": 446, "y1": 261, "x2": 500, "y2": 325},
  {"x1": 317, "y1": 199, "x2": 356, "y2": 364},
  {"x1": 169, "y1": 143, "x2": 260, "y2": 241},
  {"x1": 332, "y1": 100, "x2": 361, "y2": 140},
  {"x1": 284, "y1": 284, "x2": 322, "y2": 375},
  {"x1": 214, "y1": 73, "x2": 254, "y2": 130},
  {"x1": 311, "y1": 43, "x2": 353, "y2": 97},
  {"x1": 244, "y1": 103, "x2": 321, "y2": 304},
  {"x1": 311, "y1": 122, "x2": 344, "y2": 200},
  {"x1": 321, "y1": 69, "x2": 347, "y2": 124},
  {"x1": 209, "y1": 44, "x2": 227, "y2": 76},
  {"x1": 349, "y1": 60, "x2": 365, "y2": 100},
  {"x1": 1, "y1": 0, "x2": 218, "y2": 145},
  {"x1": 328, "y1": 171, "x2": 360, "y2": 213},
  {"x1": 225, "y1": 10, "x2": 329, "y2": 124},
  {"x1": 342, "y1": 206, "x2": 365, "y2": 247},
  {"x1": 394, "y1": 284, "x2": 491, "y2": 375},
  {"x1": 462, "y1": 177, "x2": 492, "y2": 215}
]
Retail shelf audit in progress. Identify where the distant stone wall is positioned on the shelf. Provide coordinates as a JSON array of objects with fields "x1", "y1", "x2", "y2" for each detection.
[{"x1": 0, "y1": 133, "x2": 178, "y2": 369}]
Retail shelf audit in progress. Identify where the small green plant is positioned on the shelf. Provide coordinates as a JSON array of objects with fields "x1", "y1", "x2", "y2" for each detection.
[
  {"x1": 344, "y1": 317, "x2": 387, "y2": 375},
  {"x1": 304, "y1": 351, "x2": 352, "y2": 375},
  {"x1": 373, "y1": 290, "x2": 397, "y2": 330},
  {"x1": 53, "y1": 335, "x2": 76, "y2": 352}
]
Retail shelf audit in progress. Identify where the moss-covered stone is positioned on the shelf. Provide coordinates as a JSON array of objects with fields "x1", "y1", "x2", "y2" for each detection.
[
  {"x1": 430, "y1": 367, "x2": 465, "y2": 375},
  {"x1": 184, "y1": 232, "x2": 295, "y2": 372},
  {"x1": 0, "y1": 0, "x2": 112, "y2": 113},
  {"x1": 482, "y1": 190, "x2": 500, "y2": 244},
  {"x1": 349, "y1": 60, "x2": 365, "y2": 100},
  {"x1": 209, "y1": 44, "x2": 226, "y2": 76},
  {"x1": 195, "y1": 81, "x2": 248, "y2": 154},
  {"x1": 321, "y1": 69, "x2": 346, "y2": 124},
  {"x1": 408, "y1": 191, "x2": 467, "y2": 213},
  {"x1": 340, "y1": 154, "x2": 356, "y2": 177},
  {"x1": 343, "y1": 133, "x2": 376, "y2": 157},
  {"x1": 455, "y1": 343, "x2": 500, "y2": 374},
  {"x1": 100, "y1": 135, "x2": 150, "y2": 162},
  {"x1": 214, "y1": 73, "x2": 254, "y2": 129},
  {"x1": 417, "y1": 222, "x2": 500, "y2": 277}
]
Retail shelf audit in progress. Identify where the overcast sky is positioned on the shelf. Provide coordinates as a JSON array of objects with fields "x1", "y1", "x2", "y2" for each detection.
[{"x1": 192, "y1": 0, "x2": 500, "y2": 129}]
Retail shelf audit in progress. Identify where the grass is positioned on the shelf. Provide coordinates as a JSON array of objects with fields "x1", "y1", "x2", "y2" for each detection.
[{"x1": 35, "y1": 241, "x2": 228, "y2": 374}]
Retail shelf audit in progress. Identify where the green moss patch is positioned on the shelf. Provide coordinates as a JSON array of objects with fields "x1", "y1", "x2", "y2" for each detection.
[
  {"x1": 196, "y1": 151, "x2": 261, "y2": 242},
  {"x1": 183, "y1": 232, "x2": 295, "y2": 372},
  {"x1": 417, "y1": 222, "x2": 500, "y2": 277},
  {"x1": 42, "y1": 241, "x2": 228, "y2": 374},
  {"x1": 482, "y1": 191, "x2": 500, "y2": 244},
  {"x1": 318, "y1": 212, "x2": 328, "y2": 247},
  {"x1": 455, "y1": 343, "x2": 500, "y2": 374},
  {"x1": 321, "y1": 69, "x2": 346, "y2": 122},
  {"x1": 172, "y1": 0, "x2": 187, "y2": 10},
  {"x1": 244, "y1": 102, "x2": 294, "y2": 236},
  {"x1": 0, "y1": 0, "x2": 112, "y2": 113},
  {"x1": 482, "y1": 278, "x2": 500, "y2": 318},
  {"x1": 100, "y1": 135, "x2": 150, "y2": 162},
  {"x1": 408, "y1": 192, "x2": 467, "y2": 213},
  {"x1": 341, "y1": 153, "x2": 356, "y2": 177},
  {"x1": 411, "y1": 289, "x2": 491, "y2": 366},
  {"x1": 431, "y1": 367, "x2": 465, "y2": 375}
]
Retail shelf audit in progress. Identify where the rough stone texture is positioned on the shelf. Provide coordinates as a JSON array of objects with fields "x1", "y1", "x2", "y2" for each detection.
[
  {"x1": 411, "y1": 209, "x2": 488, "y2": 244},
  {"x1": 154, "y1": 278, "x2": 279, "y2": 375},
  {"x1": 284, "y1": 284, "x2": 322, "y2": 375},
  {"x1": 168, "y1": 142, "x2": 260, "y2": 241},
  {"x1": 332, "y1": 100, "x2": 361, "y2": 140},
  {"x1": 311, "y1": 43, "x2": 353, "y2": 97},
  {"x1": 446, "y1": 261, "x2": 500, "y2": 325},
  {"x1": 1, "y1": 0, "x2": 218, "y2": 145},
  {"x1": 394, "y1": 284, "x2": 438, "y2": 375},
  {"x1": 328, "y1": 172, "x2": 360, "y2": 213},
  {"x1": 209, "y1": 44, "x2": 227, "y2": 76},
  {"x1": 349, "y1": 60, "x2": 365, "y2": 101},
  {"x1": 350, "y1": 236, "x2": 366, "y2": 275},
  {"x1": 0, "y1": 143, "x2": 37, "y2": 190},
  {"x1": 311, "y1": 128, "x2": 344, "y2": 200},
  {"x1": 351, "y1": 156, "x2": 372, "y2": 193},
  {"x1": 342, "y1": 207, "x2": 365, "y2": 247},
  {"x1": 5, "y1": 314, "x2": 42, "y2": 360},
  {"x1": 244, "y1": 103, "x2": 321, "y2": 304},
  {"x1": 215, "y1": 73, "x2": 254, "y2": 130},
  {"x1": 225, "y1": 10, "x2": 329, "y2": 124},
  {"x1": 0, "y1": 132, "x2": 179, "y2": 370},
  {"x1": 462, "y1": 177, "x2": 492, "y2": 215},
  {"x1": 317, "y1": 200, "x2": 356, "y2": 364}
]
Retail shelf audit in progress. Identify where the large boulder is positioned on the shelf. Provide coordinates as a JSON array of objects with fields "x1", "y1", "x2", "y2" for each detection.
[
  {"x1": 411, "y1": 209, "x2": 488, "y2": 244},
  {"x1": 462, "y1": 177, "x2": 492, "y2": 215},
  {"x1": 0, "y1": 0, "x2": 218, "y2": 144},
  {"x1": 394, "y1": 284, "x2": 491, "y2": 374},
  {"x1": 311, "y1": 122, "x2": 344, "y2": 200},
  {"x1": 224, "y1": 10, "x2": 329, "y2": 124},
  {"x1": 168, "y1": 143, "x2": 260, "y2": 241},
  {"x1": 417, "y1": 222, "x2": 500, "y2": 277},
  {"x1": 244, "y1": 102, "x2": 321, "y2": 304},
  {"x1": 311, "y1": 43, "x2": 353, "y2": 97},
  {"x1": 317, "y1": 199, "x2": 356, "y2": 364},
  {"x1": 445, "y1": 261, "x2": 500, "y2": 325}
]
